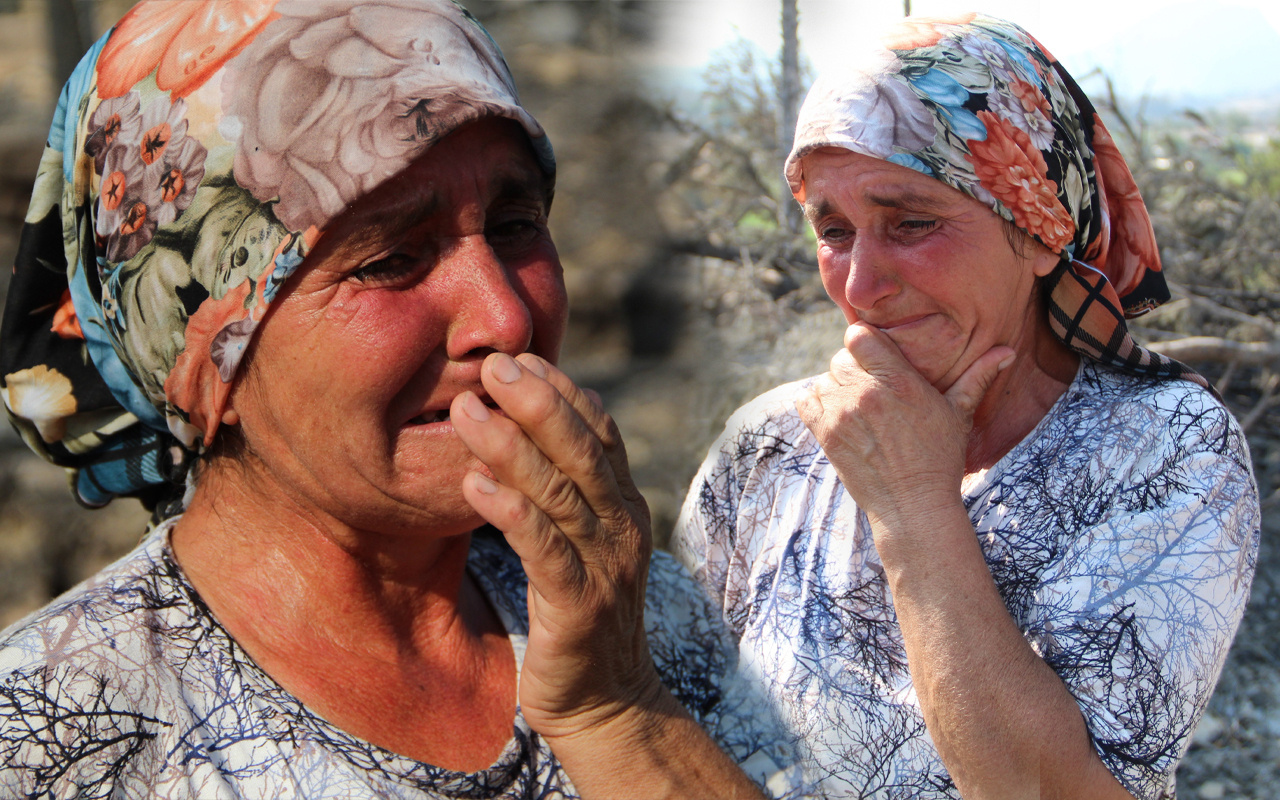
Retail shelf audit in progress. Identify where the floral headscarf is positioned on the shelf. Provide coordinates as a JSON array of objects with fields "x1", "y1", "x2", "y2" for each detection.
[
  {"x1": 0, "y1": 0, "x2": 554, "y2": 509},
  {"x1": 785, "y1": 13, "x2": 1211, "y2": 395}
]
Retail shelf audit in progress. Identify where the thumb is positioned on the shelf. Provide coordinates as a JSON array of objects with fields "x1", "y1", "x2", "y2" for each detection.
[{"x1": 945, "y1": 346, "x2": 1016, "y2": 419}]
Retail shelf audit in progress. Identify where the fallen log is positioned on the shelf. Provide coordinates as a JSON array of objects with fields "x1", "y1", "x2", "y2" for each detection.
[{"x1": 1146, "y1": 336, "x2": 1280, "y2": 366}]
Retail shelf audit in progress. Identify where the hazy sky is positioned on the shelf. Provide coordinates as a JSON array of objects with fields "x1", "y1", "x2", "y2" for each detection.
[{"x1": 650, "y1": 0, "x2": 1280, "y2": 102}]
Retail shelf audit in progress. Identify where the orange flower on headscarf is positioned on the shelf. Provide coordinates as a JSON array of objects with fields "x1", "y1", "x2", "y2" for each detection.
[
  {"x1": 966, "y1": 111, "x2": 1075, "y2": 251},
  {"x1": 1010, "y1": 80, "x2": 1050, "y2": 117},
  {"x1": 97, "y1": 0, "x2": 280, "y2": 99},
  {"x1": 1087, "y1": 114, "x2": 1162, "y2": 306},
  {"x1": 881, "y1": 13, "x2": 978, "y2": 50},
  {"x1": 163, "y1": 278, "x2": 255, "y2": 448},
  {"x1": 51, "y1": 289, "x2": 84, "y2": 340}
]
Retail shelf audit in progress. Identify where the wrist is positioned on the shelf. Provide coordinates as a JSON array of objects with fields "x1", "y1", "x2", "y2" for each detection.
[{"x1": 536, "y1": 670, "x2": 676, "y2": 746}]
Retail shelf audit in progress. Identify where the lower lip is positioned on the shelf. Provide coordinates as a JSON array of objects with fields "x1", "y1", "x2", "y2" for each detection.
[{"x1": 878, "y1": 315, "x2": 934, "y2": 334}]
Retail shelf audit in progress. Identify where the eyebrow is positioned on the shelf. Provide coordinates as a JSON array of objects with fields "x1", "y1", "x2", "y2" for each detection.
[
  {"x1": 804, "y1": 186, "x2": 954, "y2": 225},
  {"x1": 339, "y1": 162, "x2": 552, "y2": 249}
]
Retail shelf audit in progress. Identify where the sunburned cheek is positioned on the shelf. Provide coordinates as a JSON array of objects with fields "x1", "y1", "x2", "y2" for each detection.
[{"x1": 339, "y1": 291, "x2": 449, "y2": 348}]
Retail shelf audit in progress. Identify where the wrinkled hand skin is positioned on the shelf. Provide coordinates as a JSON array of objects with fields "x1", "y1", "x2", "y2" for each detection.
[
  {"x1": 450, "y1": 352, "x2": 659, "y2": 740},
  {"x1": 796, "y1": 322, "x2": 1012, "y2": 532}
]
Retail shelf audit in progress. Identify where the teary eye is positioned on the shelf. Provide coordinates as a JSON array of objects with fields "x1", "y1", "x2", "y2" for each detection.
[
  {"x1": 487, "y1": 218, "x2": 545, "y2": 251},
  {"x1": 351, "y1": 253, "x2": 422, "y2": 286}
]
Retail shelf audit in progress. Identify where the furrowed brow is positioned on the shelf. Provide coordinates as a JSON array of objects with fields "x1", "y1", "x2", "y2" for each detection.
[
  {"x1": 804, "y1": 199, "x2": 836, "y2": 228},
  {"x1": 338, "y1": 190, "x2": 442, "y2": 251},
  {"x1": 863, "y1": 187, "x2": 953, "y2": 213},
  {"x1": 490, "y1": 168, "x2": 553, "y2": 211}
]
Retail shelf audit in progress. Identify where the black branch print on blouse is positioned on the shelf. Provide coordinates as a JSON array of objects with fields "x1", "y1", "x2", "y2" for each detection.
[{"x1": 675, "y1": 360, "x2": 1260, "y2": 800}]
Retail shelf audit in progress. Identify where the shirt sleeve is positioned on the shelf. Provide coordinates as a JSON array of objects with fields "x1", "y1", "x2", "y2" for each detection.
[
  {"x1": 672, "y1": 383, "x2": 807, "y2": 628},
  {"x1": 1019, "y1": 393, "x2": 1259, "y2": 799},
  {"x1": 643, "y1": 551, "x2": 813, "y2": 799}
]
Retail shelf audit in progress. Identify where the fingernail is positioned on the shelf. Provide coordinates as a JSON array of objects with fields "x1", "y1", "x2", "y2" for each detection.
[
  {"x1": 462, "y1": 392, "x2": 491, "y2": 421},
  {"x1": 998, "y1": 354, "x2": 1016, "y2": 371},
  {"x1": 472, "y1": 473, "x2": 498, "y2": 494},
  {"x1": 523, "y1": 355, "x2": 548, "y2": 378},
  {"x1": 491, "y1": 353, "x2": 521, "y2": 384}
]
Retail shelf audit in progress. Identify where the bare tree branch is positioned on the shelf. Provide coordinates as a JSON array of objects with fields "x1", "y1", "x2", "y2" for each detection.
[{"x1": 1145, "y1": 337, "x2": 1280, "y2": 366}]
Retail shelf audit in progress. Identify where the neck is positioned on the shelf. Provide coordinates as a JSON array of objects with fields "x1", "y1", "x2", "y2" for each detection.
[
  {"x1": 169, "y1": 459, "x2": 517, "y2": 770},
  {"x1": 964, "y1": 316, "x2": 1078, "y2": 476},
  {"x1": 173, "y1": 465, "x2": 476, "y2": 657}
]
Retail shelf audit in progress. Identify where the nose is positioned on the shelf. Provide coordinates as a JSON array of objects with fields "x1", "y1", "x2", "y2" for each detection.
[
  {"x1": 842, "y1": 234, "x2": 899, "y2": 314},
  {"x1": 443, "y1": 236, "x2": 534, "y2": 360}
]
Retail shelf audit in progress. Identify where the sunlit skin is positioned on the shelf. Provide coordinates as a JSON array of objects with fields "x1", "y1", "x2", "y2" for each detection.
[
  {"x1": 171, "y1": 120, "x2": 768, "y2": 795},
  {"x1": 796, "y1": 148, "x2": 1134, "y2": 799},
  {"x1": 217, "y1": 118, "x2": 566, "y2": 547},
  {"x1": 802, "y1": 148, "x2": 1078, "y2": 471},
  {"x1": 172, "y1": 118, "x2": 564, "y2": 770}
]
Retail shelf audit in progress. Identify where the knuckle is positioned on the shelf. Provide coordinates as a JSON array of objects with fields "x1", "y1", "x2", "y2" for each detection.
[
  {"x1": 502, "y1": 491, "x2": 540, "y2": 528},
  {"x1": 522, "y1": 380, "x2": 565, "y2": 428},
  {"x1": 596, "y1": 412, "x2": 623, "y2": 452},
  {"x1": 566, "y1": 428, "x2": 606, "y2": 469},
  {"x1": 536, "y1": 470, "x2": 583, "y2": 521}
]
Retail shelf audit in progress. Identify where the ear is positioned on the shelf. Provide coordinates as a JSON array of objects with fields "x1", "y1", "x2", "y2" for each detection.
[
  {"x1": 1031, "y1": 246, "x2": 1061, "y2": 278},
  {"x1": 221, "y1": 408, "x2": 240, "y2": 427}
]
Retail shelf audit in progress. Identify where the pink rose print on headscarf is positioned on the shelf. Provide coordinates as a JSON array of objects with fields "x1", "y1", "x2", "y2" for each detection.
[
  {"x1": 96, "y1": 0, "x2": 281, "y2": 100},
  {"x1": 786, "y1": 64, "x2": 935, "y2": 201},
  {"x1": 91, "y1": 93, "x2": 207, "y2": 262},
  {"x1": 222, "y1": 0, "x2": 539, "y2": 232}
]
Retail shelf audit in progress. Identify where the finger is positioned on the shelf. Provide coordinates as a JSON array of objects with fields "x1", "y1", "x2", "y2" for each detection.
[
  {"x1": 944, "y1": 345, "x2": 1016, "y2": 419},
  {"x1": 462, "y1": 471, "x2": 587, "y2": 602},
  {"x1": 451, "y1": 388, "x2": 601, "y2": 534},
  {"x1": 795, "y1": 385, "x2": 825, "y2": 431},
  {"x1": 513, "y1": 353, "x2": 641, "y2": 504},
  {"x1": 516, "y1": 354, "x2": 618, "y2": 454},
  {"x1": 479, "y1": 354, "x2": 627, "y2": 516},
  {"x1": 829, "y1": 346, "x2": 860, "y2": 384},
  {"x1": 843, "y1": 321, "x2": 911, "y2": 378}
]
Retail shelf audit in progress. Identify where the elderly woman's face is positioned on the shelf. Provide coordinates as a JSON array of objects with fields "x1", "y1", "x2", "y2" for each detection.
[
  {"x1": 225, "y1": 119, "x2": 567, "y2": 536},
  {"x1": 802, "y1": 149, "x2": 1059, "y2": 390}
]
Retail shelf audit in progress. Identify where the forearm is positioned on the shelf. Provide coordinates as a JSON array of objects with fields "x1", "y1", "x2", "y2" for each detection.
[
  {"x1": 545, "y1": 681, "x2": 768, "y2": 800},
  {"x1": 876, "y1": 501, "x2": 1133, "y2": 800}
]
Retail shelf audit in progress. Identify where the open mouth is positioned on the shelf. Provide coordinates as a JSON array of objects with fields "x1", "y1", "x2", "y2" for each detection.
[
  {"x1": 408, "y1": 409, "x2": 451, "y2": 425},
  {"x1": 406, "y1": 397, "x2": 499, "y2": 426}
]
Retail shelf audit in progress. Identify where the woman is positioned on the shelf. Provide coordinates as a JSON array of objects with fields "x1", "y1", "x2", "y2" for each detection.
[
  {"x1": 675, "y1": 13, "x2": 1260, "y2": 800},
  {"x1": 0, "y1": 2, "x2": 799, "y2": 797}
]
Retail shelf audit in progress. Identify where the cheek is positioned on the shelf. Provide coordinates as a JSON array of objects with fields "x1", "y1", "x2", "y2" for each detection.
[
  {"x1": 330, "y1": 290, "x2": 451, "y2": 386},
  {"x1": 816, "y1": 251, "x2": 857, "y2": 322},
  {"x1": 514, "y1": 253, "x2": 568, "y2": 358}
]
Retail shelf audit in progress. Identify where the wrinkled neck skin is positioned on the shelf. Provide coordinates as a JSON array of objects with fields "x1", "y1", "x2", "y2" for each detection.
[
  {"x1": 174, "y1": 458, "x2": 478, "y2": 649},
  {"x1": 962, "y1": 292, "x2": 1079, "y2": 478},
  {"x1": 169, "y1": 453, "x2": 516, "y2": 771}
]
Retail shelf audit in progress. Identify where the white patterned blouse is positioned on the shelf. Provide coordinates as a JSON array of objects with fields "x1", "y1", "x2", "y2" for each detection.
[
  {"x1": 0, "y1": 521, "x2": 805, "y2": 799},
  {"x1": 675, "y1": 360, "x2": 1259, "y2": 800}
]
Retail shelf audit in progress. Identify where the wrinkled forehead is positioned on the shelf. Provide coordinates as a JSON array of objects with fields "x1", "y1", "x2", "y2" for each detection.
[
  {"x1": 315, "y1": 118, "x2": 553, "y2": 248},
  {"x1": 796, "y1": 146, "x2": 973, "y2": 215}
]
